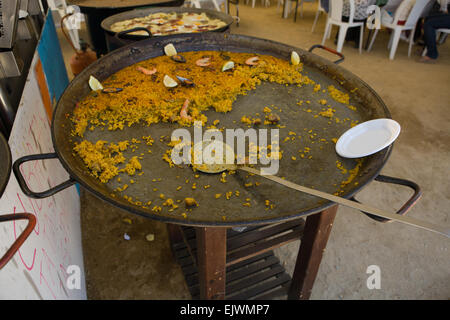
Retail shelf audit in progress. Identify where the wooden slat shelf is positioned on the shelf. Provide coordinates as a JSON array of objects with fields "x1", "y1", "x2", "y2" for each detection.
[{"x1": 170, "y1": 218, "x2": 305, "y2": 300}]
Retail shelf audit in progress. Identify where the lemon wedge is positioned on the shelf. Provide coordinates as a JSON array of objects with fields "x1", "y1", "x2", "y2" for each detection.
[
  {"x1": 222, "y1": 61, "x2": 234, "y2": 72},
  {"x1": 164, "y1": 43, "x2": 177, "y2": 56},
  {"x1": 88, "y1": 75, "x2": 103, "y2": 91},
  {"x1": 163, "y1": 75, "x2": 178, "y2": 88},
  {"x1": 291, "y1": 51, "x2": 300, "y2": 65}
]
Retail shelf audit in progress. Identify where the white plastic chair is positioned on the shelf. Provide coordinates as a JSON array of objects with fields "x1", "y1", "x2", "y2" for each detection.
[
  {"x1": 246, "y1": 0, "x2": 270, "y2": 8},
  {"x1": 367, "y1": 0, "x2": 430, "y2": 60},
  {"x1": 312, "y1": 0, "x2": 326, "y2": 32},
  {"x1": 321, "y1": 0, "x2": 364, "y2": 53},
  {"x1": 437, "y1": 28, "x2": 450, "y2": 44},
  {"x1": 185, "y1": 0, "x2": 224, "y2": 11}
]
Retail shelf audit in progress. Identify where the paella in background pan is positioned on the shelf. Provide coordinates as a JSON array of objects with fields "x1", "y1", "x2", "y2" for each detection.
[{"x1": 109, "y1": 12, "x2": 228, "y2": 36}]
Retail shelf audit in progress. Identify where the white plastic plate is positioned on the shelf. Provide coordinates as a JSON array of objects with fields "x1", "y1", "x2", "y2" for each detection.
[{"x1": 335, "y1": 119, "x2": 401, "y2": 158}]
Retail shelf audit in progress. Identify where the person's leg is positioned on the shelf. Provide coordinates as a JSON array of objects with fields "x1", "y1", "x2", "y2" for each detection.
[
  {"x1": 349, "y1": 19, "x2": 366, "y2": 47},
  {"x1": 414, "y1": 18, "x2": 424, "y2": 43},
  {"x1": 423, "y1": 14, "x2": 450, "y2": 59},
  {"x1": 335, "y1": 16, "x2": 365, "y2": 47}
]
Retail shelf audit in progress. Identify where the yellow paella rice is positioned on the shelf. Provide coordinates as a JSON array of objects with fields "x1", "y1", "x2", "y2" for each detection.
[
  {"x1": 73, "y1": 140, "x2": 127, "y2": 183},
  {"x1": 72, "y1": 51, "x2": 310, "y2": 137},
  {"x1": 327, "y1": 85, "x2": 350, "y2": 105},
  {"x1": 70, "y1": 50, "x2": 362, "y2": 211}
]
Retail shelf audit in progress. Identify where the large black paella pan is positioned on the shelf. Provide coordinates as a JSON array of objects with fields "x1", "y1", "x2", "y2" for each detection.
[{"x1": 13, "y1": 33, "x2": 421, "y2": 227}]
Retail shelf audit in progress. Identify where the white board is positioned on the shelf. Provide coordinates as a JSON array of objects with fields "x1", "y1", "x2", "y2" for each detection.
[{"x1": 0, "y1": 15, "x2": 86, "y2": 300}]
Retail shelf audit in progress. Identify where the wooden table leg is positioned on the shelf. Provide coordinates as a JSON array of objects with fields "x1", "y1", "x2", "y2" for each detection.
[
  {"x1": 167, "y1": 224, "x2": 183, "y2": 243},
  {"x1": 196, "y1": 227, "x2": 227, "y2": 300},
  {"x1": 288, "y1": 205, "x2": 338, "y2": 300},
  {"x1": 166, "y1": 224, "x2": 183, "y2": 258}
]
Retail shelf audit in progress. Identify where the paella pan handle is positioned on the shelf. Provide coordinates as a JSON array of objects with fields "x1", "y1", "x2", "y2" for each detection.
[
  {"x1": 351, "y1": 174, "x2": 422, "y2": 223},
  {"x1": 308, "y1": 45, "x2": 345, "y2": 64},
  {"x1": 115, "y1": 27, "x2": 153, "y2": 42},
  {"x1": 13, "y1": 153, "x2": 76, "y2": 199},
  {"x1": 0, "y1": 213, "x2": 36, "y2": 269}
]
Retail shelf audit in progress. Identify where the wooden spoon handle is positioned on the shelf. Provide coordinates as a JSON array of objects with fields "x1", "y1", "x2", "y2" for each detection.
[{"x1": 239, "y1": 166, "x2": 450, "y2": 238}]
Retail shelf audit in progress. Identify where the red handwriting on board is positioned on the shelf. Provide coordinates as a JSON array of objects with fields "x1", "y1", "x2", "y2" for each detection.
[
  {"x1": 9, "y1": 103, "x2": 77, "y2": 299},
  {"x1": 13, "y1": 204, "x2": 36, "y2": 271},
  {"x1": 40, "y1": 248, "x2": 57, "y2": 299}
]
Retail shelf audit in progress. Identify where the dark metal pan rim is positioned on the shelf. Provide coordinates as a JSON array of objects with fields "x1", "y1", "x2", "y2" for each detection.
[
  {"x1": 68, "y1": 0, "x2": 182, "y2": 10},
  {"x1": 44, "y1": 33, "x2": 396, "y2": 226},
  {"x1": 0, "y1": 132, "x2": 12, "y2": 198}
]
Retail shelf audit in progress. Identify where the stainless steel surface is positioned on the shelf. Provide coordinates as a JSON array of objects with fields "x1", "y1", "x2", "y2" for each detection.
[
  {"x1": 0, "y1": 47, "x2": 23, "y2": 78},
  {"x1": 0, "y1": 0, "x2": 20, "y2": 49},
  {"x1": 20, "y1": 0, "x2": 42, "y2": 15},
  {"x1": 0, "y1": 0, "x2": 41, "y2": 136},
  {"x1": 17, "y1": 16, "x2": 33, "y2": 40},
  {"x1": 0, "y1": 1, "x2": 39, "y2": 79},
  {"x1": 240, "y1": 166, "x2": 450, "y2": 238},
  {"x1": 0, "y1": 83, "x2": 15, "y2": 133}
]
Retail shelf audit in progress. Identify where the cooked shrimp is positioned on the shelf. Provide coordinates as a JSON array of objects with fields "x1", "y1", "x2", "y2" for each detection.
[
  {"x1": 180, "y1": 99, "x2": 192, "y2": 121},
  {"x1": 136, "y1": 66, "x2": 157, "y2": 75},
  {"x1": 245, "y1": 56, "x2": 259, "y2": 66},
  {"x1": 196, "y1": 57, "x2": 211, "y2": 67}
]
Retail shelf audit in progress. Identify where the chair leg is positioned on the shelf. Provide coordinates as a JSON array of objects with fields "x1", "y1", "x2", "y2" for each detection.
[
  {"x1": 294, "y1": 0, "x2": 299, "y2": 22},
  {"x1": 311, "y1": 9, "x2": 320, "y2": 33},
  {"x1": 336, "y1": 25, "x2": 348, "y2": 53},
  {"x1": 252, "y1": 0, "x2": 255, "y2": 8},
  {"x1": 367, "y1": 28, "x2": 379, "y2": 52},
  {"x1": 300, "y1": 0, "x2": 304, "y2": 18},
  {"x1": 422, "y1": 47, "x2": 427, "y2": 56},
  {"x1": 359, "y1": 25, "x2": 364, "y2": 54},
  {"x1": 408, "y1": 27, "x2": 416, "y2": 58},
  {"x1": 322, "y1": 22, "x2": 331, "y2": 45},
  {"x1": 438, "y1": 32, "x2": 447, "y2": 45},
  {"x1": 389, "y1": 29, "x2": 402, "y2": 60},
  {"x1": 327, "y1": 21, "x2": 333, "y2": 39},
  {"x1": 387, "y1": 30, "x2": 394, "y2": 49}
]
